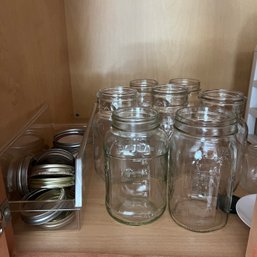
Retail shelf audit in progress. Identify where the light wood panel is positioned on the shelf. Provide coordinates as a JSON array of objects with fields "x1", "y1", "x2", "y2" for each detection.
[
  {"x1": 0, "y1": 0, "x2": 74, "y2": 149},
  {"x1": 65, "y1": 0, "x2": 257, "y2": 119}
]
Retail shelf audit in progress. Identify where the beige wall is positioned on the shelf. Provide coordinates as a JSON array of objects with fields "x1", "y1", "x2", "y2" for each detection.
[
  {"x1": 0, "y1": 0, "x2": 257, "y2": 148},
  {"x1": 65, "y1": 0, "x2": 257, "y2": 119},
  {"x1": 0, "y1": 0, "x2": 73, "y2": 149}
]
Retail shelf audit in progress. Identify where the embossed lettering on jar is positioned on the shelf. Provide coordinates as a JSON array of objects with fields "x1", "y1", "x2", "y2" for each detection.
[
  {"x1": 168, "y1": 107, "x2": 238, "y2": 232},
  {"x1": 104, "y1": 107, "x2": 169, "y2": 225}
]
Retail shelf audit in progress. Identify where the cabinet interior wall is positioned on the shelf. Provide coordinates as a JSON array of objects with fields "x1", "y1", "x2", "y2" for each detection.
[{"x1": 1, "y1": 0, "x2": 257, "y2": 147}]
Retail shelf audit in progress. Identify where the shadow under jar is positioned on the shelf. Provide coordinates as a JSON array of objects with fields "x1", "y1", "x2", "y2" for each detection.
[
  {"x1": 168, "y1": 107, "x2": 238, "y2": 232},
  {"x1": 104, "y1": 107, "x2": 169, "y2": 225}
]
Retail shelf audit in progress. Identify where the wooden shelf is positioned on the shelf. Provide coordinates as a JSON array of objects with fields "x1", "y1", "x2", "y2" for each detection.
[
  {"x1": 12, "y1": 150, "x2": 250, "y2": 257},
  {"x1": 248, "y1": 134, "x2": 257, "y2": 145}
]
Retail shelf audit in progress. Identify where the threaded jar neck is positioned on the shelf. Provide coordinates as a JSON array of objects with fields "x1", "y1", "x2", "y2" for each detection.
[
  {"x1": 174, "y1": 106, "x2": 238, "y2": 137},
  {"x1": 130, "y1": 79, "x2": 158, "y2": 93},
  {"x1": 169, "y1": 78, "x2": 201, "y2": 93},
  {"x1": 199, "y1": 89, "x2": 245, "y2": 115},
  {"x1": 98, "y1": 87, "x2": 137, "y2": 112},
  {"x1": 152, "y1": 84, "x2": 188, "y2": 107},
  {"x1": 112, "y1": 107, "x2": 160, "y2": 131}
]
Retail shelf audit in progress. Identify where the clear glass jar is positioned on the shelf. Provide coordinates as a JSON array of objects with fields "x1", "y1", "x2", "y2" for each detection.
[
  {"x1": 199, "y1": 89, "x2": 247, "y2": 144},
  {"x1": 199, "y1": 89, "x2": 248, "y2": 189},
  {"x1": 240, "y1": 144, "x2": 257, "y2": 194},
  {"x1": 168, "y1": 107, "x2": 238, "y2": 232},
  {"x1": 104, "y1": 107, "x2": 169, "y2": 225},
  {"x1": 129, "y1": 79, "x2": 158, "y2": 107},
  {"x1": 93, "y1": 87, "x2": 137, "y2": 179},
  {"x1": 152, "y1": 84, "x2": 188, "y2": 140},
  {"x1": 169, "y1": 78, "x2": 201, "y2": 107}
]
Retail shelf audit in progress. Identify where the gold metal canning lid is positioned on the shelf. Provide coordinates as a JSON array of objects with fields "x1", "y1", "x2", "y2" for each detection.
[
  {"x1": 30, "y1": 164, "x2": 75, "y2": 177},
  {"x1": 29, "y1": 176, "x2": 75, "y2": 189},
  {"x1": 35, "y1": 148, "x2": 74, "y2": 165},
  {"x1": 53, "y1": 128, "x2": 85, "y2": 155},
  {"x1": 21, "y1": 188, "x2": 66, "y2": 225},
  {"x1": 40, "y1": 211, "x2": 75, "y2": 230}
]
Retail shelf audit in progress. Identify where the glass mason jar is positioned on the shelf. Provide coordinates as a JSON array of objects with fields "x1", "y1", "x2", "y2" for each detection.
[
  {"x1": 152, "y1": 84, "x2": 188, "y2": 140},
  {"x1": 199, "y1": 89, "x2": 248, "y2": 189},
  {"x1": 169, "y1": 78, "x2": 201, "y2": 107},
  {"x1": 240, "y1": 144, "x2": 257, "y2": 194},
  {"x1": 93, "y1": 87, "x2": 137, "y2": 179},
  {"x1": 129, "y1": 79, "x2": 158, "y2": 107},
  {"x1": 104, "y1": 107, "x2": 169, "y2": 225},
  {"x1": 168, "y1": 107, "x2": 238, "y2": 232}
]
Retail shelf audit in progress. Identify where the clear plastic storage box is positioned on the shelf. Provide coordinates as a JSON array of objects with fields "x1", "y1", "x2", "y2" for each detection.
[{"x1": 0, "y1": 104, "x2": 95, "y2": 231}]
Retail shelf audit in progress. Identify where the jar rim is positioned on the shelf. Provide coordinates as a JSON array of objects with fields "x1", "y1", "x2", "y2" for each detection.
[
  {"x1": 129, "y1": 79, "x2": 158, "y2": 87},
  {"x1": 199, "y1": 89, "x2": 245, "y2": 104},
  {"x1": 153, "y1": 84, "x2": 188, "y2": 95},
  {"x1": 168, "y1": 78, "x2": 201, "y2": 92},
  {"x1": 112, "y1": 107, "x2": 160, "y2": 131},
  {"x1": 98, "y1": 86, "x2": 137, "y2": 98},
  {"x1": 176, "y1": 106, "x2": 237, "y2": 125}
]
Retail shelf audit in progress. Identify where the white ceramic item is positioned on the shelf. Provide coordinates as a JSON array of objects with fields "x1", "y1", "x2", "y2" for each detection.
[{"x1": 236, "y1": 194, "x2": 256, "y2": 227}]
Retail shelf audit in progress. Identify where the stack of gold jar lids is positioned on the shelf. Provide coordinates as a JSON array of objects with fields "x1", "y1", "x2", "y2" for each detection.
[
  {"x1": 29, "y1": 148, "x2": 75, "y2": 190},
  {"x1": 7, "y1": 128, "x2": 85, "y2": 229}
]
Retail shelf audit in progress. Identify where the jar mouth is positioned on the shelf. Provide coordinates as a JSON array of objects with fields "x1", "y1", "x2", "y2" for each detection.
[
  {"x1": 199, "y1": 89, "x2": 245, "y2": 104},
  {"x1": 112, "y1": 107, "x2": 160, "y2": 131},
  {"x1": 98, "y1": 86, "x2": 137, "y2": 99},
  {"x1": 97, "y1": 87, "x2": 137, "y2": 111},
  {"x1": 175, "y1": 107, "x2": 238, "y2": 136},
  {"x1": 153, "y1": 84, "x2": 188, "y2": 95},
  {"x1": 130, "y1": 79, "x2": 158, "y2": 88},
  {"x1": 152, "y1": 84, "x2": 188, "y2": 108},
  {"x1": 169, "y1": 78, "x2": 201, "y2": 93}
]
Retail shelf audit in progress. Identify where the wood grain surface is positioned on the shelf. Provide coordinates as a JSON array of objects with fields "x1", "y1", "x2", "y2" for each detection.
[
  {"x1": 65, "y1": 0, "x2": 257, "y2": 119},
  {"x1": 0, "y1": 0, "x2": 74, "y2": 149}
]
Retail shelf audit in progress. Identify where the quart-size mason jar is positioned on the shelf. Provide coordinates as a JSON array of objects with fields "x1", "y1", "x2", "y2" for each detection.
[
  {"x1": 129, "y1": 79, "x2": 158, "y2": 107},
  {"x1": 93, "y1": 87, "x2": 137, "y2": 179},
  {"x1": 169, "y1": 78, "x2": 201, "y2": 107},
  {"x1": 104, "y1": 107, "x2": 169, "y2": 225},
  {"x1": 168, "y1": 107, "x2": 238, "y2": 232},
  {"x1": 199, "y1": 89, "x2": 248, "y2": 189},
  {"x1": 152, "y1": 84, "x2": 188, "y2": 140}
]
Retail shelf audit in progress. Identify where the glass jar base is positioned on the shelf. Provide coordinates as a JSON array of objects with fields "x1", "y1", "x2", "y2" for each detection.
[
  {"x1": 169, "y1": 199, "x2": 228, "y2": 232},
  {"x1": 106, "y1": 200, "x2": 165, "y2": 226}
]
